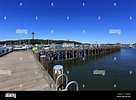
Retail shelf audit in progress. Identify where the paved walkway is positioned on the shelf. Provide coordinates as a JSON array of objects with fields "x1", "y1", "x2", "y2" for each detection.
[{"x1": 0, "y1": 50, "x2": 55, "y2": 91}]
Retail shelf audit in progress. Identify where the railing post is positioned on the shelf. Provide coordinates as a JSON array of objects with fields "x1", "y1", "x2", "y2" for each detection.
[{"x1": 65, "y1": 81, "x2": 79, "y2": 91}]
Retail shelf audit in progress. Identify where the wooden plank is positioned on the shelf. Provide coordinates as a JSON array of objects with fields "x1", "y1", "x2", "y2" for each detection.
[{"x1": 0, "y1": 51, "x2": 55, "y2": 91}]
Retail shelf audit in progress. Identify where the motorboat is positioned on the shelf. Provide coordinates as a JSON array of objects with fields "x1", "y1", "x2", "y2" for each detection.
[{"x1": 13, "y1": 45, "x2": 27, "y2": 51}]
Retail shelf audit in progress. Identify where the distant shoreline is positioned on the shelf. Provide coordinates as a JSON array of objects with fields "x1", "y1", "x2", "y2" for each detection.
[{"x1": 0, "y1": 39, "x2": 82, "y2": 45}]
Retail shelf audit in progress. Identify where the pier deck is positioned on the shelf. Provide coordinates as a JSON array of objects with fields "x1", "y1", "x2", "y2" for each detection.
[{"x1": 0, "y1": 50, "x2": 55, "y2": 91}]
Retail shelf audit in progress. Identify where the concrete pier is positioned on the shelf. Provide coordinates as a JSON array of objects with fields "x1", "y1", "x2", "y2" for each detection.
[{"x1": 0, "y1": 51, "x2": 55, "y2": 91}]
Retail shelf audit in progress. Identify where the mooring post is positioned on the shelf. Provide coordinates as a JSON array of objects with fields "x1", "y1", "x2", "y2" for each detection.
[
  {"x1": 40, "y1": 55, "x2": 48, "y2": 71},
  {"x1": 87, "y1": 48, "x2": 89, "y2": 56},
  {"x1": 72, "y1": 49, "x2": 74, "y2": 59},
  {"x1": 65, "y1": 50, "x2": 67, "y2": 60},
  {"x1": 53, "y1": 65, "x2": 64, "y2": 90},
  {"x1": 57, "y1": 51, "x2": 60, "y2": 61}
]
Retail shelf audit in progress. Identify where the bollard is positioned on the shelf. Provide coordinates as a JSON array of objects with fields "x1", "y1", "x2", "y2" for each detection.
[
  {"x1": 40, "y1": 55, "x2": 48, "y2": 71},
  {"x1": 53, "y1": 65, "x2": 63, "y2": 90}
]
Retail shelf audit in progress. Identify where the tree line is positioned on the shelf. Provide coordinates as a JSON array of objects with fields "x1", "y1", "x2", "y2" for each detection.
[{"x1": 0, "y1": 39, "x2": 82, "y2": 45}]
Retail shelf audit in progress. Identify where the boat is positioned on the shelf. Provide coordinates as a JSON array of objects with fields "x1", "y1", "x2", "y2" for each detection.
[
  {"x1": 41, "y1": 45, "x2": 50, "y2": 50},
  {"x1": 13, "y1": 45, "x2": 27, "y2": 51},
  {"x1": 128, "y1": 44, "x2": 135, "y2": 48}
]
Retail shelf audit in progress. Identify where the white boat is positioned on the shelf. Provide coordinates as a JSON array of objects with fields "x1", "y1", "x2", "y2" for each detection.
[
  {"x1": 41, "y1": 45, "x2": 50, "y2": 50},
  {"x1": 128, "y1": 44, "x2": 135, "y2": 48},
  {"x1": 13, "y1": 45, "x2": 27, "y2": 51}
]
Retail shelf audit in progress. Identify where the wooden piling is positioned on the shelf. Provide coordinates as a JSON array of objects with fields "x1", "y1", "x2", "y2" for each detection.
[
  {"x1": 40, "y1": 55, "x2": 48, "y2": 71},
  {"x1": 53, "y1": 65, "x2": 63, "y2": 90},
  {"x1": 35, "y1": 46, "x2": 121, "y2": 63}
]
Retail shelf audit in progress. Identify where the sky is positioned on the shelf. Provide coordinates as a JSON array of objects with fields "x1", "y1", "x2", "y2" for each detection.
[{"x1": 0, "y1": 0, "x2": 136, "y2": 44}]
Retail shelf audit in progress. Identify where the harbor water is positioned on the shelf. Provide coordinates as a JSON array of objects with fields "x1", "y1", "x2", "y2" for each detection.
[{"x1": 48, "y1": 47, "x2": 136, "y2": 91}]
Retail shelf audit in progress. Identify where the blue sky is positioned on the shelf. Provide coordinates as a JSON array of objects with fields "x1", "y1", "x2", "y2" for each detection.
[{"x1": 0, "y1": 0, "x2": 136, "y2": 44}]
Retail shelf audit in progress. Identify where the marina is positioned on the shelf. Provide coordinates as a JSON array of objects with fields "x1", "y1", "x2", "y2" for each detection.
[
  {"x1": 0, "y1": 44, "x2": 122, "y2": 91},
  {"x1": 0, "y1": 44, "x2": 136, "y2": 91},
  {"x1": 33, "y1": 45, "x2": 122, "y2": 90},
  {"x1": 0, "y1": 0, "x2": 135, "y2": 98}
]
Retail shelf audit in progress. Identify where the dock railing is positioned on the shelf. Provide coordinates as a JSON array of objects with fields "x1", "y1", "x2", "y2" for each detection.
[{"x1": 56, "y1": 74, "x2": 79, "y2": 91}]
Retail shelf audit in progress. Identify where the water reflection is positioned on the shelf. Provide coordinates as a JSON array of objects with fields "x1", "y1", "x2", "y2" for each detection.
[
  {"x1": 48, "y1": 48, "x2": 136, "y2": 90},
  {"x1": 48, "y1": 51, "x2": 120, "y2": 79}
]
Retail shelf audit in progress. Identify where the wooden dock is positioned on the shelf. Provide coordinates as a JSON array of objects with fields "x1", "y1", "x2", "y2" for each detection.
[
  {"x1": 0, "y1": 50, "x2": 55, "y2": 91},
  {"x1": 34, "y1": 46, "x2": 121, "y2": 64}
]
